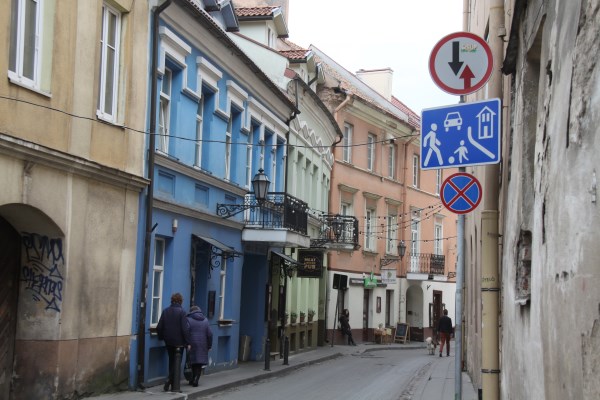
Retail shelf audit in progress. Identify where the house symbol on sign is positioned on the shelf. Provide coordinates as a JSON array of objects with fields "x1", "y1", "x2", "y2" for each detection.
[{"x1": 476, "y1": 106, "x2": 496, "y2": 139}]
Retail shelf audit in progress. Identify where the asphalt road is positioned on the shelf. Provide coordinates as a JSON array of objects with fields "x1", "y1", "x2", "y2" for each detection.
[{"x1": 202, "y1": 348, "x2": 436, "y2": 400}]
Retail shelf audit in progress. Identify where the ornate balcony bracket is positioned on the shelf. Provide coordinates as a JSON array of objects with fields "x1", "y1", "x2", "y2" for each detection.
[
  {"x1": 379, "y1": 256, "x2": 400, "y2": 268},
  {"x1": 216, "y1": 203, "x2": 258, "y2": 219}
]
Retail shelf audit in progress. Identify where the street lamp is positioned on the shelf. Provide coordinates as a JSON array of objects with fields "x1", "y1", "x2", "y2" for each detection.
[
  {"x1": 216, "y1": 169, "x2": 271, "y2": 218},
  {"x1": 398, "y1": 240, "x2": 406, "y2": 260},
  {"x1": 252, "y1": 168, "x2": 270, "y2": 202}
]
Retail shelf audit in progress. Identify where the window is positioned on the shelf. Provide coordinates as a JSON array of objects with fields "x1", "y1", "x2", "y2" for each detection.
[
  {"x1": 412, "y1": 155, "x2": 420, "y2": 188},
  {"x1": 194, "y1": 96, "x2": 204, "y2": 168},
  {"x1": 343, "y1": 123, "x2": 353, "y2": 163},
  {"x1": 158, "y1": 68, "x2": 172, "y2": 153},
  {"x1": 151, "y1": 238, "x2": 165, "y2": 326},
  {"x1": 434, "y1": 222, "x2": 443, "y2": 255},
  {"x1": 367, "y1": 134, "x2": 375, "y2": 171},
  {"x1": 225, "y1": 115, "x2": 232, "y2": 180},
  {"x1": 365, "y1": 208, "x2": 375, "y2": 251},
  {"x1": 9, "y1": 0, "x2": 42, "y2": 88},
  {"x1": 219, "y1": 258, "x2": 228, "y2": 319},
  {"x1": 386, "y1": 211, "x2": 397, "y2": 254},
  {"x1": 245, "y1": 125, "x2": 253, "y2": 188},
  {"x1": 388, "y1": 144, "x2": 396, "y2": 179},
  {"x1": 97, "y1": 4, "x2": 121, "y2": 122},
  {"x1": 436, "y1": 169, "x2": 442, "y2": 195},
  {"x1": 410, "y1": 211, "x2": 420, "y2": 272}
]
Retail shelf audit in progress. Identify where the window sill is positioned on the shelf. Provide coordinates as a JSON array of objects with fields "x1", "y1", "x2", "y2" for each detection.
[
  {"x1": 8, "y1": 75, "x2": 52, "y2": 98},
  {"x1": 96, "y1": 111, "x2": 125, "y2": 128},
  {"x1": 218, "y1": 319, "x2": 235, "y2": 327}
]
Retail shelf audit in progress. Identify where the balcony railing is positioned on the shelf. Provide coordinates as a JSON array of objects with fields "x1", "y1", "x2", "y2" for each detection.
[
  {"x1": 240, "y1": 192, "x2": 308, "y2": 235},
  {"x1": 310, "y1": 214, "x2": 360, "y2": 250},
  {"x1": 408, "y1": 253, "x2": 446, "y2": 275}
]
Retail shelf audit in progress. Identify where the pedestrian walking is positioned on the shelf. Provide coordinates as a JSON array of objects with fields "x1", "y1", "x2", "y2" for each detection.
[
  {"x1": 437, "y1": 309, "x2": 453, "y2": 357},
  {"x1": 339, "y1": 309, "x2": 356, "y2": 346},
  {"x1": 186, "y1": 305, "x2": 213, "y2": 387},
  {"x1": 156, "y1": 292, "x2": 191, "y2": 392}
]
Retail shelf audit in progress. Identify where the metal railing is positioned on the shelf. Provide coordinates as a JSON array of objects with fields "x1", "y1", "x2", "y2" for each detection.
[
  {"x1": 408, "y1": 253, "x2": 446, "y2": 275},
  {"x1": 241, "y1": 192, "x2": 308, "y2": 235},
  {"x1": 310, "y1": 214, "x2": 360, "y2": 249}
]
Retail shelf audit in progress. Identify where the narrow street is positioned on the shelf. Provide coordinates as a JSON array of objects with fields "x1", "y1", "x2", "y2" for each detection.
[{"x1": 203, "y1": 348, "x2": 445, "y2": 400}]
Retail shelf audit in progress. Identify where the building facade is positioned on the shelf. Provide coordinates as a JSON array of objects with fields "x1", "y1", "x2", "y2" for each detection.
[
  {"x1": 0, "y1": 0, "x2": 150, "y2": 398},
  {"x1": 312, "y1": 47, "x2": 458, "y2": 344},
  {"x1": 462, "y1": 0, "x2": 600, "y2": 399}
]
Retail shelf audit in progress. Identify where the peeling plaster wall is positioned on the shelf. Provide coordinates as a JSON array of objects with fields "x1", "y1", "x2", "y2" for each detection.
[{"x1": 500, "y1": 0, "x2": 600, "y2": 399}]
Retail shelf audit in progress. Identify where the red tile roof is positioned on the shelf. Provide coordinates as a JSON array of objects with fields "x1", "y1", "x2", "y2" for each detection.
[
  {"x1": 279, "y1": 49, "x2": 309, "y2": 61},
  {"x1": 391, "y1": 97, "x2": 421, "y2": 128},
  {"x1": 235, "y1": 7, "x2": 277, "y2": 17}
]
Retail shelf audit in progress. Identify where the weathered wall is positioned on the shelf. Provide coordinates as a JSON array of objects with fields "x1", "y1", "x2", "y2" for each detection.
[{"x1": 469, "y1": 0, "x2": 600, "y2": 399}]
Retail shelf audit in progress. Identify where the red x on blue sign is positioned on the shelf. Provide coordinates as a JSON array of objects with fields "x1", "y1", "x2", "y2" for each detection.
[{"x1": 440, "y1": 172, "x2": 482, "y2": 214}]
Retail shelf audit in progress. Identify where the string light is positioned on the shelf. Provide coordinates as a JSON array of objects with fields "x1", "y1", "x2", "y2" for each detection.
[{"x1": 0, "y1": 95, "x2": 419, "y2": 151}]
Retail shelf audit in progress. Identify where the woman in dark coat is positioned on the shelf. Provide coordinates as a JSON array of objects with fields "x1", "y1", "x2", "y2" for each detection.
[
  {"x1": 339, "y1": 309, "x2": 356, "y2": 345},
  {"x1": 186, "y1": 306, "x2": 212, "y2": 386}
]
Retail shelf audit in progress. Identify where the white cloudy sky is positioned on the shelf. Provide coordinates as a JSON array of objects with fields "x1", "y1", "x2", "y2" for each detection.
[{"x1": 287, "y1": 0, "x2": 464, "y2": 113}]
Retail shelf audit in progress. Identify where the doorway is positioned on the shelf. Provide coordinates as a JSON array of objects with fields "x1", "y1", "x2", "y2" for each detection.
[
  {"x1": 0, "y1": 216, "x2": 20, "y2": 399},
  {"x1": 362, "y1": 289, "x2": 370, "y2": 341},
  {"x1": 432, "y1": 290, "x2": 443, "y2": 335}
]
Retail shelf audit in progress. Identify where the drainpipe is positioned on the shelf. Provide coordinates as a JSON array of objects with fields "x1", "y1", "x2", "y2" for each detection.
[
  {"x1": 481, "y1": 0, "x2": 504, "y2": 399},
  {"x1": 137, "y1": 0, "x2": 172, "y2": 388}
]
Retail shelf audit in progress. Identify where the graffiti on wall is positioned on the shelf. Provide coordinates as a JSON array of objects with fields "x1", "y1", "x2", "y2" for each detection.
[{"x1": 21, "y1": 232, "x2": 65, "y2": 312}]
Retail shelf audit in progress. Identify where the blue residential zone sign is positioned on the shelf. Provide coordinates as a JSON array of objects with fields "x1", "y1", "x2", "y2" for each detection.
[{"x1": 420, "y1": 98, "x2": 501, "y2": 170}]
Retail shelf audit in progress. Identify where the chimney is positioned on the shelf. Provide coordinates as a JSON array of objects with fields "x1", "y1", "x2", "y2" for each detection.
[{"x1": 356, "y1": 68, "x2": 393, "y2": 101}]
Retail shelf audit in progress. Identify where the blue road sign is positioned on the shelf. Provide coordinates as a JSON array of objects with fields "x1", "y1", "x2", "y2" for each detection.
[
  {"x1": 420, "y1": 98, "x2": 501, "y2": 170},
  {"x1": 440, "y1": 173, "x2": 482, "y2": 214}
]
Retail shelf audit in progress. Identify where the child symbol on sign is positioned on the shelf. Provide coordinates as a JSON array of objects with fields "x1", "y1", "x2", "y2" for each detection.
[{"x1": 453, "y1": 140, "x2": 469, "y2": 163}]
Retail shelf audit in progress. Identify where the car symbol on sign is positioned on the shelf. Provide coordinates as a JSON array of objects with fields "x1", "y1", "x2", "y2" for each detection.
[{"x1": 444, "y1": 112, "x2": 462, "y2": 132}]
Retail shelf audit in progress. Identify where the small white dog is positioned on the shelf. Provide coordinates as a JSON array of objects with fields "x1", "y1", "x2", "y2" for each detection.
[{"x1": 425, "y1": 336, "x2": 437, "y2": 355}]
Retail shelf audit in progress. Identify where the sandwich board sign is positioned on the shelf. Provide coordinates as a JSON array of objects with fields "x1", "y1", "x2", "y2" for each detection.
[
  {"x1": 429, "y1": 32, "x2": 493, "y2": 95},
  {"x1": 420, "y1": 98, "x2": 501, "y2": 170}
]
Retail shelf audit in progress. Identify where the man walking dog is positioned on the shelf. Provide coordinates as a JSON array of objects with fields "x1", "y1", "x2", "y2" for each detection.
[{"x1": 437, "y1": 309, "x2": 453, "y2": 357}]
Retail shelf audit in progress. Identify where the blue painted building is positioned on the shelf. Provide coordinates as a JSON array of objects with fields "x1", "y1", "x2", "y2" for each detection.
[{"x1": 131, "y1": 0, "x2": 301, "y2": 387}]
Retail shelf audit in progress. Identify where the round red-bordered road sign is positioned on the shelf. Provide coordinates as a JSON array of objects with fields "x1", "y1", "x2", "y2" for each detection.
[
  {"x1": 440, "y1": 172, "x2": 482, "y2": 214},
  {"x1": 429, "y1": 32, "x2": 493, "y2": 96}
]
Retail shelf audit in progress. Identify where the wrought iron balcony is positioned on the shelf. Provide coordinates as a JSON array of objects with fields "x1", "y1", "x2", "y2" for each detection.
[
  {"x1": 408, "y1": 253, "x2": 446, "y2": 276},
  {"x1": 310, "y1": 214, "x2": 360, "y2": 250},
  {"x1": 217, "y1": 192, "x2": 308, "y2": 235}
]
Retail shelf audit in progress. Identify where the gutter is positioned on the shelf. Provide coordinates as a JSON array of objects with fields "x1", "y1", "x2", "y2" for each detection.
[{"x1": 137, "y1": 0, "x2": 172, "y2": 388}]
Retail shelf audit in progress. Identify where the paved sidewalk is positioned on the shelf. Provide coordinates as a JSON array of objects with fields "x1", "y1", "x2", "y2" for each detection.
[{"x1": 91, "y1": 342, "x2": 477, "y2": 400}]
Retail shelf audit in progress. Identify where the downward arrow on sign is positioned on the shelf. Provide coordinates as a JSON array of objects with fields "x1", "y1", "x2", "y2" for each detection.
[
  {"x1": 448, "y1": 41, "x2": 463, "y2": 75},
  {"x1": 460, "y1": 65, "x2": 475, "y2": 90}
]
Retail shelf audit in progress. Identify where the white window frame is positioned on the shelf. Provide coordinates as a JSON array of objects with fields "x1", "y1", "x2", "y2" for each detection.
[
  {"x1": 412, "y1": 155, "x2": 420, "y2": 188},
  {"x1": 225, "y1": 115, "x2": 232, "y2": 180},
  {"x1": 388, "y1": 144, "x2": 396, "y2": 179},
  {"x1": 158, "y1": 68, "x2": 172, "y2": 154},
  {"x1": 367, "y1": 133, "x2": 375, "y2": 171},
  {"x1": 386, "y1": 213, "x2": 397, "y2": 254},
  {"x1": 194, "y1": 95, "x2": 204, "y2": 168},
  {"x1": 436, "y1": 169, "x2": 442, "y2": 195},
  {"x1": 97, "y1": 3, "x2": 121, "y2": 122},
  {"x1": 245, "y1": 125, "x2": 253, "y2": 188},
  {"x1": 434, "y1": 222, "x2": 443, "y2": 255},
  {"x1": 272, "y1": 143, "x2": 278, "y2": 189},
  {"x1": 410, "y1": 212, "x2": 421, "y2": 272},
  {"x1": 151, "y1": 238, "x2": 165, "y2": 326},
  {"x1": 365, "y1": 208, "x2": 375, "y2": 251},
  {"x1": 9, "y1": 0, "x2": 42, "y2": 89},
  {"x1": 219, "y1": 258, "x2": 227, "y2": 320},
  {"x1": 343, "y1": 123, "x2": 353, "y2": 163}
]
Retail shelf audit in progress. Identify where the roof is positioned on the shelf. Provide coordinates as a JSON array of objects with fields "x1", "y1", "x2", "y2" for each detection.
[
  {"x1": 311, "y1": 45, "x2": 415, "y2": 132},
  {"x1": 235, "y1": 6, "x2": 278, "y2": 18},
  {"x1": 279, "y1": 49, "x2": 310, "y2": 62},
  {"x1": 391, "y1": 97, "x2": 421, "y2": 129}
]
